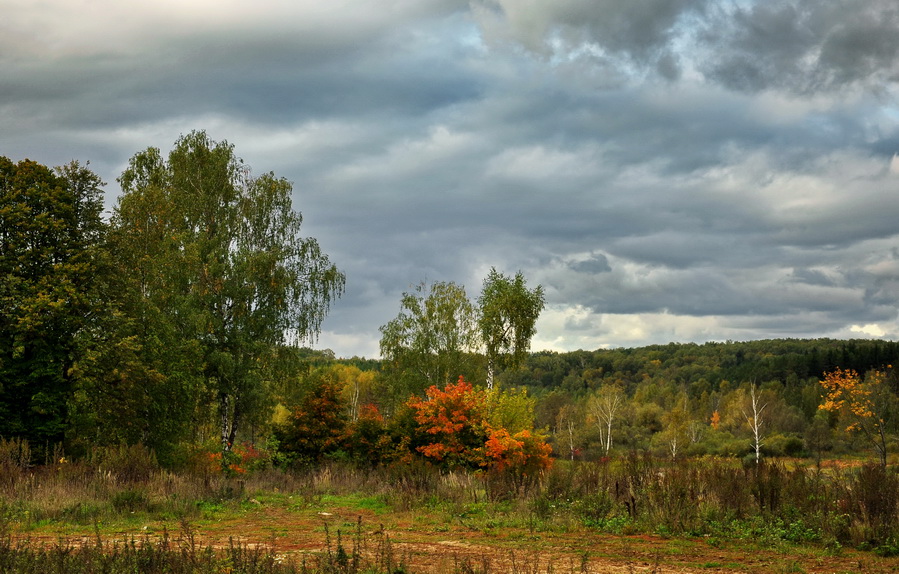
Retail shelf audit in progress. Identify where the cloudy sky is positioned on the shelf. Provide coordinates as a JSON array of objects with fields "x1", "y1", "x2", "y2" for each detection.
[{"x1": 4, "y1": 0, "x2": 899, "y2": 358}]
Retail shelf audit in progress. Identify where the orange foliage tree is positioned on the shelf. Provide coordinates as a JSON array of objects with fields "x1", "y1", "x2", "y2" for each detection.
[
  {"x1": 483, "y1": 427, "x2": 553, "y2": 495},
  {"x1": 406, "y1": 376, "x2": 490, "y2": 469},
  {"x1": 406, "y1": 376, "x2": 553, "y2": 487},
  {"x1": 342, "y1": 403, "x2": 393, "y2": 466},
  {"x1": 819, "y1": 367, "x2": 895, "y2": 467},
  {"x1": 274, "y1": 380, "x2": 348, "y2": 465}
]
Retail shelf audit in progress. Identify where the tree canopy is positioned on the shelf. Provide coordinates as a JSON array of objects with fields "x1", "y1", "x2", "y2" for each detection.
[
  {"x1": 0, "y1": 157, "x2": 105, "y2": 450},
  {"x1": 111, "y1": 131, "x2": 345, "y2": 453},
  {"x1": 379, "y1": 280, "x2": 480, "y2": 405},
  {"x1": 478, "y1": 268, "x2": 545, "y2": 389}
]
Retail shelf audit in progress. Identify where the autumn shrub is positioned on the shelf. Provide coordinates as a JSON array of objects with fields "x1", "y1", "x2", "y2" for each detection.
[
  {"x1": 401, "y1": 375, "x2": 554, "y2": 499},
  {"x1": 483, "y1": 428, "x2": 553, "y2": 499},
  {"x1": 406, "y1": 376, "x2": 490, "y2": 470},
  {"x1": 274, "y1": 380, "x2": 348, "y2": 467},
  {"x1": 202, "y1": 441, "x2": 273, "y2": 476}
]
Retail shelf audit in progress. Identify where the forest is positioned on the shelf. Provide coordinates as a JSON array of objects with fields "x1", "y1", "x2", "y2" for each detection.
[{"x1": 5, "y1": 134, "x2": 899, "y2": 570}]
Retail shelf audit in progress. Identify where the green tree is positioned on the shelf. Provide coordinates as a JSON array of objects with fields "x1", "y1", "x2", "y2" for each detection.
[
  {"x1": 379, "y1": 281, "x2": 479, "y2": 405},
  {"x1": 113, "y1": 131, "x2": 344, "y2": 455},
  {"x1": 477, "y1": 268, "x2": 544, "y2": 389},
  {"x1": 487, "y1": 386, "x2": 536, "y2": 434},
  {"x1": 68, "y1": 153, "x2": 207, "y2": 461},
  {"x1": 0, "y1": 157, "x2": 106, "y2": 450},
  {"x1": 656, "y1": 392, "x2": 690, "y2": 460}
]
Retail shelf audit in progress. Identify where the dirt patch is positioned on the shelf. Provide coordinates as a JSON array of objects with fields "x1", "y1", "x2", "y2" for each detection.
[{"x1": 10, "y1": 504, "x2": 899, "y2": 573}]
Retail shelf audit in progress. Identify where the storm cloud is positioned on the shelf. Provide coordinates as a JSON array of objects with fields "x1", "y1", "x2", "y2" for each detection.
[{"x1": 2, "y1": 0, "x2": 899, "y2": 357}]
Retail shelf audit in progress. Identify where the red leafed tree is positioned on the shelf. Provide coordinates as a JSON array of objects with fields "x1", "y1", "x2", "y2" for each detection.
[
  {"x1": 275, "y1": 380, "x2": 347, "y2": 465},
  {"x1": 406, "y1": 376, "x2": 554, "y2": 487},
  {"x1": 406, "y1": 375, "x2": 490, "y2": 469},
  {"x1": 342, "y1": 403, "x2": 393, "y2": 466}
]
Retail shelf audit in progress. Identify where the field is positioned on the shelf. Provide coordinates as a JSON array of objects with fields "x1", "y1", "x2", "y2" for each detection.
[{"x1": 3, "y1": 453, "x2": 899, "y2": 573}]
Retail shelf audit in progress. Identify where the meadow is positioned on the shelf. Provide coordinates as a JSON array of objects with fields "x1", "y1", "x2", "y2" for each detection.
[{"x1": 2, "y1": 440, "x2": 899, "y2": 573}]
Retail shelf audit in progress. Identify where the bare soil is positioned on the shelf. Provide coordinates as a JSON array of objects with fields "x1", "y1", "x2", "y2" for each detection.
[{"x1": 12, "y1": 503, "x2": 899, "y2": 573}]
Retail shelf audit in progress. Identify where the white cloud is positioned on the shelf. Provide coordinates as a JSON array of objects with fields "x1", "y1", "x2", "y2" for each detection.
[
  {"x1": 851, "y1": 323, "x2": 887, "y2": 337},
  {"x1": 891, "y1": 153, "x2": 899, "y2": 175}
]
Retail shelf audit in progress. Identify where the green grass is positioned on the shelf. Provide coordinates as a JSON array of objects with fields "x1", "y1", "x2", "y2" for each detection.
[{"x1": 317, "y1": 493, "x2": 391, "y2": 515}]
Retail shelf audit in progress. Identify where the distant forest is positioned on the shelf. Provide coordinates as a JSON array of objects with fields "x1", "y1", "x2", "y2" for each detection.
[{"x1": 313, "y1": 337, "x2": 899, "y2": 466}]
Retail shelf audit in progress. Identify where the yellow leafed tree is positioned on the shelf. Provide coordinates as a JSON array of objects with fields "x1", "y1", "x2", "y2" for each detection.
[{"x1": 819, "y1": 367, "x2": 894, "y2": 467}]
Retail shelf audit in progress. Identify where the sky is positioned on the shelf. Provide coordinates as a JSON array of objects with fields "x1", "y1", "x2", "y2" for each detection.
[{"x1": 4, "y1": 0, "x2": 899, "y2": 358}]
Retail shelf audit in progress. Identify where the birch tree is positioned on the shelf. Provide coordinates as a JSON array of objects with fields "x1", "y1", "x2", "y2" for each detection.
[
  {"x1": 477, "y1": 268, "x2": 544, "y2": 389},
  {"x1": 742, "y1": 383, "x2": 767, "y2": 465},
  {"x1": 114, "y1": 131, "x2": 344, "y2": 455},
  {"x1": 587, "y1": 384, "x2": 624, "y2": 455},
  {"x1": 379, "y1": 280, "x2": 479, "y2": 403}
]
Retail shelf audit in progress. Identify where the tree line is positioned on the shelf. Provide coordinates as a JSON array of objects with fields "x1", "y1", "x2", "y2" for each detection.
[
  {"x1": 1, "y1": 132, "x2": 344, "y2": 464},
  {"x1": 295, "y1": 337, "x2": 899, "y2": 469}
]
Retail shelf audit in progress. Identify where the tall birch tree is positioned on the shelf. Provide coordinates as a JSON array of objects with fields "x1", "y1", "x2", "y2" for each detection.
[
  {"x1": 113, "y1": 131, "x2": 344, "y2": 454},
  {"x1": 477, "y1": 268, "x2": 544, "y2": 389},
  {"x1": 379, "y1": 280, "x2": 479, "y2": 404},
  {"x1": 587, "y1": 384, "x2": 624, "y2": 455}
]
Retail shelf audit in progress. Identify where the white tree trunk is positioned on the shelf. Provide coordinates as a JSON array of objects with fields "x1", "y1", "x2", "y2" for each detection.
[{"x1": 743, "y1": 384, "x2": 767, "y2": 465}]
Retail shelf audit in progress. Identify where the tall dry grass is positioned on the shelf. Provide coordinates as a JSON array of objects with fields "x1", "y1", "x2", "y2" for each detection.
[{"x1": 2, "y1": 437, "x2": 899, "y2": 556}]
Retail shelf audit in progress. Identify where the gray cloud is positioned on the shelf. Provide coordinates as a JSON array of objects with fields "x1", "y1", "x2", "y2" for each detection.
[
  {"x1": 476, "y1": 0, "x2": 899, "y2": 95},
  {"x1": 473, "y1": 0, "x2": 706, "y2": 71},
  {"x1": 3, "y1": 0, "x2": 899, "y2": 357},
  {"x1": 699, "y1": 0, "x2": 899, "y2": 94},
  {"x1": 570, "y1": 254, "x2": 612, "y2": 274}
]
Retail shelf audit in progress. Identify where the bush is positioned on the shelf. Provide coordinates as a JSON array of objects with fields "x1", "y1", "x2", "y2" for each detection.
[
  {"x1": 111, "y1": 488, "x2": 150, "y2": 513},
  {"x1": 763, "y1": 433, "x2": 804, "y2": 457},
  {"x1": 574, "y1": 490, "x2": 615, "y2": 525},
  {"x1": 483, "y1": 428, "x2": 553, "y2": 498},
  {"x1": 89, "y1": 443, "x2": 159, "y2": 483}
]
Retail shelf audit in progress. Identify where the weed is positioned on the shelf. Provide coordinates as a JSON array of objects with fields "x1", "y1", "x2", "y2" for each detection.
[{"x1": 111, "y1": 488, "x2": 151, "y2": 513}]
